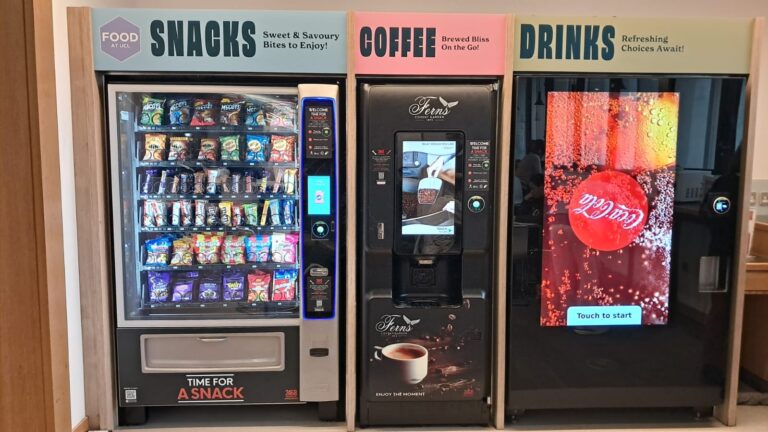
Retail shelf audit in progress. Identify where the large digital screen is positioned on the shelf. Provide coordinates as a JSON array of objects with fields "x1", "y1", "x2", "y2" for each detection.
[
  {"x1": 541, "y1": 92, "x2": 679, "y2": 327},
  {"x1": 401, "y1": 140, "x2": 457, "y2": 236}
]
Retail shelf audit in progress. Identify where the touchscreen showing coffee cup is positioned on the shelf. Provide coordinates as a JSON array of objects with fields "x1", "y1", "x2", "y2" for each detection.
[{"x1": 375, "y1": 343, "x2": 429, "y2": 384}]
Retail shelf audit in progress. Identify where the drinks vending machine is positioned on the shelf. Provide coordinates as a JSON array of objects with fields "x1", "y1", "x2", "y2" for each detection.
[
  {"x1": 107, "y1": 82, "x2": 342, "y2": 424},
  {"x1": 358, "y1": 83, "x2": 499, "y2": 426}
]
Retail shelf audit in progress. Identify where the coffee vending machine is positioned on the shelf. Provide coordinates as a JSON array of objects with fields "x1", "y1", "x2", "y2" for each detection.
[{"x1": 358, "y1": 83, "x2": 499, "y2": 426}]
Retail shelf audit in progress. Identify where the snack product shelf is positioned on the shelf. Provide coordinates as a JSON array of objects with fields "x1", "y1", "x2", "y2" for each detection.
[
  {"x1": 139, "y1": 225, "x2": 298, "y2": 234},
  {"x1": 138, "y1": 193, "x2": 297, "y2": 201},
  {"x1": 136, "y1": 161, "x2": 298, "y2": 169},
  {"x1": 135, "y1": 125, "x2": 297, "y2": 135},
  {"x1": 142, "y1": 262, "x2": 299, "y2": 272}
]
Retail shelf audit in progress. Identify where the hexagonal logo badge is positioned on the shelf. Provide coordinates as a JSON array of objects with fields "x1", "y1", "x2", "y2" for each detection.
[{"x1": 99, "y1": 17, "x2": 140, "y2": 62}]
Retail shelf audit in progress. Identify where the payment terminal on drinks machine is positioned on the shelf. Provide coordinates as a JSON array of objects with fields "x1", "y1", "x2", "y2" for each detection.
[{"x1": 358, "y1": 83, "x2": 499, "y2": 426}]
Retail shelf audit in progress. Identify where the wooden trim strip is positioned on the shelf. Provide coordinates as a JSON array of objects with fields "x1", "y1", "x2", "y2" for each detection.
[
  {"x1": 345, "y1": 11, "x2": 358, "y2": 432},
  {"x1": 72, "y1": 417, "x2": 89, "y2": 432},
  {"x1": 713, "y1": 16, "x2": 764, "y2": 427},
  {"x1": 67, "y1": 7, "x2": 116, "y2": 430}
]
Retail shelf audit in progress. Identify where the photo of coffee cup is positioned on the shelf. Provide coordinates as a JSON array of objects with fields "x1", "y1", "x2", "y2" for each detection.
[{"x1": 377, "y1": 343, "x2": 428, "y2": 385}]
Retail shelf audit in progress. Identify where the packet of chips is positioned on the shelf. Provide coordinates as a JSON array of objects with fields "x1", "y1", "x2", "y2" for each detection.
[
  {"x1": 140, "y1": 96, "x2": 165, "y2": 126},
  {"x1": 198, "y1": 138, "x2": 219, "y2": 161},
  {"x1": 191, "y1": 98, "x2": 218, "y2": 126},
  {"x1": 205, "y1": 169, "x2": 219, "y2": 194},
  {"x1": 168, "y1": 136, "x2": 192, "y2": 161},
  {"x1": 194, "y1": 200, "x2": 207, "y2": 227},
  {"x1": 221, "y1": 235, "x2": 245, "y2": 265},
  {"x1": 242, "y1": 203, "x2": 259, "y2": 226},
  {"x1": 148, "y1": 271, "x2": 171, "y2": 303},
  {"x1": 247, "y1": 271, "x2": 271, "y2": 303},
  {"x1": 220, "y1": 97, "x2": 244, "y2": 126},
  {"x1": 223, "y1": 272, "x2": 246, "y2": 301},
  {"x1": 270, "y1": 233, "x2": 298, "y2": 264},
  {"x1": 220, "y1": 135, "x2": 240, "y2": 161},
  {"x1": 283, "y1": 169, "x2": 297, "y2": 195},
  {"x1": 271, "y1": 269, "x2": 297, "y2": 301},
  {"x1": 219, "y1": 202, "x2": 233, "y2": 227},
  {"x1": 205, "y1": 203, "x2": 220, "y2": 226},
  {"x1": 145, "y1": 236, "x2": 172, "y2": 265},
  {"x1": 170, "y1": 237, "x2": 194, "y2": 266},
  {"x1": 194, "y1": 234, "x2": 223, "y2": 264},
  {"x1": 168, "y1": 99, "x2": 191, "y2": 125},
  {"x1": 269, "y1": 200, "x2": 282, "y2": 226},
  {"x1": 245, "y1": 102, "x2": 266, "y2": 127},
  {"x1": 245, "y1": 135, "x2": 269, "y2": 161},
  {"x1": 198, "y1": 276, "x2": 221, "y2": 302},
  {"x1": 143, "y1": 133, "x2": 167, "y2": 161},
  {"x1": 266, "y1": 102, "x2": 296, "y2": 129},
  {"x1": 245, "y1": 235, "x2": 271, "y2": 263},
  {"x1": 171, "y1": 278, "x2": 194, "y2": 303},
  {"x1": 281, "y1": 200, "x2": 295, "y2": 225},
  {"x1": 269, "y1": 135, "x2": 295, "y2": 162}
]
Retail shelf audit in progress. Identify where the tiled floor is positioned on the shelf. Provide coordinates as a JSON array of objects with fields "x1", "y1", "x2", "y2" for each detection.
[{"x1": 111, "y1": 405, "x2": 768, "y2": 431}]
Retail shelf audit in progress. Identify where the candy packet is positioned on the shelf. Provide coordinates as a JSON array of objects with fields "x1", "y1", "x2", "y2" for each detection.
[
  {"x1": 171, "y1": 278, "x2": 194, "y2": 302},
  {"x1": 220, "y1": 135, "x2": 240, "y2": 161},
  {"x1": 170, "y1": 237, "x2": 194, "y2": 266},
  {"x1": 231, "y1": 173, "x2": 242, "y2": 194},
  {"x1": 191, "y1": 98, "x2": 218, "y2": 126},
  {"x1": 205, "y1": 203, "x2": 220, "y2": 226},
  {"x1": 142, "y1": 200, "x2": 157, "y2": 227},
  {"x1": 140, "y1": 96, "x2": 165, "y2": 126},
  {"x1": 171, "y1": 201, "x2": 182, "y2": 226},
  {"x1": 143, "y1": 133, "x2": 167, "y2": 161},
  {"x1": 283, "y1": 169, "x2": 297, "y2": 195},
  {"x1": 223, "y1": 272, "x2": 246, "y2": 301},
  {"x1": 221, "y1": 235, "x2": 245, "y2": 265},
  {"x1": 198, "y1": 138, "x2": 219, "y2": 161},
  {"x1": 145, "y1": 236, "x2": 173, "y2": 265},
  {"x1": 153, "y1": 201, "x2": 169, "y2": 227},
  {"x1": 193, "y1": 171, "x2": 206, "y2": 194},
  {"x1": 194, "y1": 199, "x2": 207, "y2": 227},
  {"x1": 168, "y1": 136, "x2": 192, "y2": 161},
  {"x1": 270, "y1": 233, "x2": 298, "y2": 264},
  {"x1": 180, "y1": 200, "x2": 193, "y2": 227},
  {"x1": 245, "y1": 235, "x2": 271, "y2": 263},
  {"x1": 261, "y1": 200, "x2": 272, "y2": 226},
  {"x1": 281, "y1": 200, "x2": 295, "y2": 225},
  {"x1": 205, "y1": 169, "x2": 219, "y2": 194},
  {"x1": 269, "y1": 200, "x2": 281, "y2": 226},
  {"x1": 232, "y1": 204, "x2": 243, "y2": 226},
  {"x1": 198, "y1": 276, "x2": 221, "y2": 302},
  {"x1": 194, "y1": 234, "x2": 223, "y2": 264},
  {"x1": 220, "y1": 97, "x2": 244, "y2": 126},
  {"x1": 271, "y1": 269, "x2": 297, "y2": 301},
  {"x1": 247, "y1": 271, "x2": 271, "y2": 303},
  {"x1": 218, "y1": 169, "x2": 231, "y2": 194},
  {"x1": 168, "y1": 99, "x2": 191, "y2": 125},
  {"x1": 148, "y1": 271, "x2": 171, "y2": 303},
  {"x1": 242, "y1": 203, "x2": 259, "y2": 226},
  {"x1": 269, "y1": 135, "x2": 295, "y2": 162},
  {"x1": 219, "y1": 202, "x2": 233, "y2": 227},
  {"x1": 245, "y1": 135, "x2": 269, "y2": 162}
]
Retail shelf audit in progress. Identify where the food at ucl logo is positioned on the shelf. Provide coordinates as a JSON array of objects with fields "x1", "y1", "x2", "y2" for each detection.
[
  {"x1": 567, "y1": 170, "x2": 648, "y2": 251},
  {"x1": 100, "y1": 17, "x2": 141, "y2": 61}
]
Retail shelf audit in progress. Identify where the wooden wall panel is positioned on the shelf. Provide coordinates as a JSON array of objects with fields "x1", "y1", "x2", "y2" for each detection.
[{"x1": 0, "y1": 0, "x2": 70, "y2": 431}]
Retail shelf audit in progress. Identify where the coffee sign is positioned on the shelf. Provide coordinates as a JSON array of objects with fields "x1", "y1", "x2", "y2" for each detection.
[
  {"x1": 354, "y1": 12, "x2": 506, "y2": 75},
  {"x1": 92, "y1": 9, "x2": 347, "y2": 73}
]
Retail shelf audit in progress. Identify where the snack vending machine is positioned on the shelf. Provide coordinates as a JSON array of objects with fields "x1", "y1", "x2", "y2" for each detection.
[
  {"x1": 358, "y1": 83, "x2": 499, "y2": 426},
  {"x1": 108, "y1": 83, "x2": 341, "y2": 424},
  {"x1": 506, "y1": 75, "x2": 747, "y2": 417}
]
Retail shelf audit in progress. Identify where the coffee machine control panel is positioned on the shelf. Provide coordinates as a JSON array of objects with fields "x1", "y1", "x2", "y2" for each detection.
[{"x1": 300, "y1": 97, "x2": 337, "y2": 320}]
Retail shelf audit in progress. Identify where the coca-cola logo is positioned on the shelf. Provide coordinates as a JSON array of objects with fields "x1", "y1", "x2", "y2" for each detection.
[{"x1": 568, "y1": 170, "x2": 648, "y2": 251}]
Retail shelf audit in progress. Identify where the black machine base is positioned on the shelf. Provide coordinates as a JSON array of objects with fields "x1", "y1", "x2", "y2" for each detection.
[
  {"x1": 359, "y1": 401, "x2": 489, "y2": 427},
  {"x1": 318, "y1": 401, "x2": 342, "y2": 421},
  {"x1": 118, "y1": 406, "x2": 148, "y2": 426}
]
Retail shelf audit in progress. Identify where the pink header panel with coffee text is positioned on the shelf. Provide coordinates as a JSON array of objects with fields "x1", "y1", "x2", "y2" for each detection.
[{"x1": 353, "y1": 12, "x2": 506, "y2": 76}]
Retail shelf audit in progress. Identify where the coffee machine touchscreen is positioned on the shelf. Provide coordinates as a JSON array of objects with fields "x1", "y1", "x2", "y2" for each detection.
[{"x1": 401, "y1": 140, "x2": 457, "y2": 236}]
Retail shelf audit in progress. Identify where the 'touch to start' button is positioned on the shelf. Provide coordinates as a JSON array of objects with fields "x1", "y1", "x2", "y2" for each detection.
[
  {"x1": 312, "y1": 221, "x2": 330, "y2": 239},
  {"x1": 468, "y1": 196, "x2": 485, "y2": 213}
]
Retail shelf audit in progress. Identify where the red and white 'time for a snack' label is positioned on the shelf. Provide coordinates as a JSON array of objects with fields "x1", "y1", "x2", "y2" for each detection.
[{"x1": 568, "y1": 170, "x2": 648, "y2": 251}]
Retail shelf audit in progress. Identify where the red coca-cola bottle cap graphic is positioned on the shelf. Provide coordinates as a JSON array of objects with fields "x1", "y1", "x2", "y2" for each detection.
[{"x1": 568, "y1": 170, "x2": 648, "y2": 251}]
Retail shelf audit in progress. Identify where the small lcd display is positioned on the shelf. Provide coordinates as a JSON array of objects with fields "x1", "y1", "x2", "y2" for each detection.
[
  {"x1": 540, "y1": 92, "x2": 679, "y2": 327},
  {"x1": 401, "y1": 141, "x2": 457, "y2": 236},
  {"x1": 307, "y1": 175, "x2": 331, "y2": 216}
]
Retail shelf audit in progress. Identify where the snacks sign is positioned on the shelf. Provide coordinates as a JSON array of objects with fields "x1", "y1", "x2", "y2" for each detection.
[
  {"x1": 354, "y1": 12, "x2": 506, "y2": 75},
  {"x1": 92, "y1": 9, "x2": 347, "y2": 73}
]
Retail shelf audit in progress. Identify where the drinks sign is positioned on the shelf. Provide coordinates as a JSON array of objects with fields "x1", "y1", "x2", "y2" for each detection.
[
  {"x1": 354, "y1": 12, "x2": 506, "y2": 76},
  {"x1": 92, "y1": 9, "x2": 347, "y2": 73}
]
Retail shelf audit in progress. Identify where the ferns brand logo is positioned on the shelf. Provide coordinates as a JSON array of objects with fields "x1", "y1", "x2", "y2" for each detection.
[
  {"x1": 375, "y1": 314, "x2": 421, "y2": 336},
  {"x1": 409, "y1": 96, "x2": 458, "y2": 121}
]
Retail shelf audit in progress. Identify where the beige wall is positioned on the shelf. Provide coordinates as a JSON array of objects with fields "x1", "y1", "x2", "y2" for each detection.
[{"x1": 53, "y1": 1, "x2": 768, "y2": 425}]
